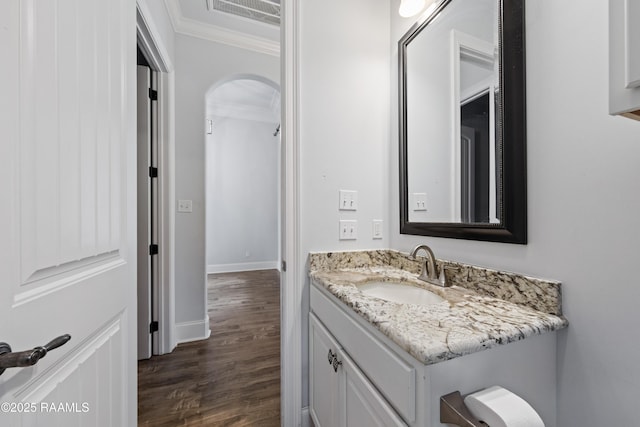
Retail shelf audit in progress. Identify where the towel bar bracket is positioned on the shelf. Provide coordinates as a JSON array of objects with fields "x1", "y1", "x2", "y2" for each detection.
[{"x1": 440, "y1": 391, "x2": 488, "y2": 427}]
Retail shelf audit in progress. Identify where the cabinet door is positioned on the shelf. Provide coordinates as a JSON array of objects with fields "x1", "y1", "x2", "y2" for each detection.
[
  {"x1": 310, "y1": 314, "x2": 341, "y2": 427},
  {"x1": 610, "y1": 0, "x2": 640, "y2": 119},
  {"x1": 339, "y1": 350, "x2": 407, "y2": 427}
]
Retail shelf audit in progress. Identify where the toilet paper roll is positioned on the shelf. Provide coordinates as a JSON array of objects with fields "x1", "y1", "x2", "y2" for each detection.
[{"x1": 463, "y1": 386, "x2": 545, "y2": 427}]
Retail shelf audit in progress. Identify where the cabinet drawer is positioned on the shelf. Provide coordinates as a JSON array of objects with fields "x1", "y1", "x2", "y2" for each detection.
[{"x1": 311, "y1": 284, "x2": 416, "y2": 423}]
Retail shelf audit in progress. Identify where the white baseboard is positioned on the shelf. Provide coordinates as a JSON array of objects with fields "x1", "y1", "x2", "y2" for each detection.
[
  {"x1": 207, "y1": 261, "x2": 279, "y2": 274},
  {"x1": 302, "y1": 406, "x2": 311, "y2": 427},
  {"x1": 175, "y1": 315, "x2": 211, "y2": 344}
]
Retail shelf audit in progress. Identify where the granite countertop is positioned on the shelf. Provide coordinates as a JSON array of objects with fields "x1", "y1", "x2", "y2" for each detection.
[{"x1": 309, "y1": 250, "x2": 568, "y2": 365}]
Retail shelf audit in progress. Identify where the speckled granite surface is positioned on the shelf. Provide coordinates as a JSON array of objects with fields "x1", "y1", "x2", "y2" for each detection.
[{"x1": 309, "y1": 250, "x2": 568, "y2": 365}]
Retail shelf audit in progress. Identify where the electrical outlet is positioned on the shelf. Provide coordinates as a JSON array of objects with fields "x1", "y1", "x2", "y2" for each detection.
[
  {"x1": 339, "y1": 190, "x2": 358, "y2": 211},
  {"x1": 339, "y1": 220, "x2": 358, "y2": 240},
  {"x1": 372, "y1": 220, "x2": 383, "y2": 239}
]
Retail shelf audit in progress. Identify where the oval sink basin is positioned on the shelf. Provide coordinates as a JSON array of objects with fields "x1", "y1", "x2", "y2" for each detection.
[{"x1": 356, "y1": 281, "x2": 445, "y2": 306}]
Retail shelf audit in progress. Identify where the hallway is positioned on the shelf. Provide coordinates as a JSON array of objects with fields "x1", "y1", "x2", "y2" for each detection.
[{"x1": 138, "y1": 270, "x2": 281, "y2": 426}]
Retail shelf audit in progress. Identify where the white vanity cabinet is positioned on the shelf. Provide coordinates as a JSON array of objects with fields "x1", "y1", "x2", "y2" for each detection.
[
  {"x1": 309, "y1": 281, "x2": 559, "y2": 427},
  {"x1": 610, "y1": 0, "x2": 640, "y2": 120},
  {"x1": 309, "y1": 314, "x2": 407, "y2": 427}
]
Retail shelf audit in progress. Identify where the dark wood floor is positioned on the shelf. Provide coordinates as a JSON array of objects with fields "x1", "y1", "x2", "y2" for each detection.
[{"x1": 138, "y1": 270, "x2": 281, "y2": 426}]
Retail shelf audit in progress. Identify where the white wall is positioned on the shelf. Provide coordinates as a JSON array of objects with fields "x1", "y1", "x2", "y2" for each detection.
[
  {"x1": 174, "y1": 34, "x2": 279, "y2": 338},
  {"x1": 206, "y1": 116, "x2": 280, "y2": 272},
  {"x1": 391, "y1": 1, "x2": 640, "y2": 425},
  {"x1": 299, "y1": 0, "x2": 391, "y2": 408}
]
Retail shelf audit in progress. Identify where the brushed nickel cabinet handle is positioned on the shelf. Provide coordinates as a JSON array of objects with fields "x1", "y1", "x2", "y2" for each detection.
[
  {"x1": 328, "y1": 349, "x2": 335, "y2": 365},
  {"x1": 0, "y1": 334, "x2": 71, "y2": 376},
  {"x1": 332, "y1": 357, "x2": 342, "y2": 372}
]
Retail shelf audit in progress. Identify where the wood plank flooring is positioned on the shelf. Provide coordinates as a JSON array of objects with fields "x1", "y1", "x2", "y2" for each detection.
[{"x1": 138, "y1": 270, "x2": 281, "y2": 426}]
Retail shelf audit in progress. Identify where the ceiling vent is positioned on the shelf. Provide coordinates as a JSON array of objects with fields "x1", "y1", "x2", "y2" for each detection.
[{"x1": 206, "y1": 0, "x2": 280, "y2": 26}]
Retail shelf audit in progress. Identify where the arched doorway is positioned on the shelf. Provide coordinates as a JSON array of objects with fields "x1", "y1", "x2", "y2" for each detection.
[
  {"x1": 202, "y1": 75, "x2": 282, "y2": 423},
  {"x1": 205, "y1": 75, "x2": 281, "y2": 272}
]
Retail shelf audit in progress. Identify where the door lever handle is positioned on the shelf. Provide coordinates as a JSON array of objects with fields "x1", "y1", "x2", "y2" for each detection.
[{"x1": 0, "y1": 334, "x2": 71, "y2": 376}]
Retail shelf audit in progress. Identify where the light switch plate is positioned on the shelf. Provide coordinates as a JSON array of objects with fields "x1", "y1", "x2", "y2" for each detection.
[
  {"x1": 339, "y1": 190, "x2": 358, "y2": 211},
  {"x1": 339, "y1": 220, "x2": 357, "y2": 240},
  {"x1": 412, "y1": 193, "x2": 427, "y2": 211},
  {"x1": 178, "y1": 199, "x2": 193, "y2": 213},
  {"x1": 372, "y1": 220, "x2": 383, "y2": 239}
]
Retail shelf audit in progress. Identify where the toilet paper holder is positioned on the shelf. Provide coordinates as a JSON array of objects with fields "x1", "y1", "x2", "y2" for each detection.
[{"x1": 440, "y1": 391, "x2": 487, "y2": 427}]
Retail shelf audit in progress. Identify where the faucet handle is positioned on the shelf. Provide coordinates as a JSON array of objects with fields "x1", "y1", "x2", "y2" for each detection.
[{"x1": 438, "y1": 264, "x2": 447, "y2": 286}]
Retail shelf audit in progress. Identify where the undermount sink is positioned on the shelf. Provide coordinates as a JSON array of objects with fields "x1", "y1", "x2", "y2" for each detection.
[{"x1": 356, "y1": 281, "x2": 445, "y2": 306}]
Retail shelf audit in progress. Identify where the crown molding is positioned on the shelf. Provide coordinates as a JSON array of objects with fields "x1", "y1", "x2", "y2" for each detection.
[{"x1": 164, "y1": 0, "x2": 280, "y2": 57}]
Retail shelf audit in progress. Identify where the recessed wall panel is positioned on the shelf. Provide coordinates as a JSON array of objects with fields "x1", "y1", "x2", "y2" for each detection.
[
  {"x1": 58, "y1": 0, "x2": 82, "y2": 263},
  {"x1": 19, "y1": 0, "x2": 123, "y2": 288},
  {"x1": 17, "y1": 318, "x2": 124, "y2": 427}
]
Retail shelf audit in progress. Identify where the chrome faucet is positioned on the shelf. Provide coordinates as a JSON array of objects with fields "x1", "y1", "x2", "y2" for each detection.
[{"x1": 409, "y1": 244, "x2": 448, "y2": 287}]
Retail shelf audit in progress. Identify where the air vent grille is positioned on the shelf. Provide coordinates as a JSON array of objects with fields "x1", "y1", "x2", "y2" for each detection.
[{"x1": 207, "y1": 0, "x2": 280, "y2": 26}]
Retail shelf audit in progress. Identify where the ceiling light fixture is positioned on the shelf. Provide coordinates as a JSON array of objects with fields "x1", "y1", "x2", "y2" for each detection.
[{"x1": 398, "y1": 0, "x2": 426, "y2": 18}]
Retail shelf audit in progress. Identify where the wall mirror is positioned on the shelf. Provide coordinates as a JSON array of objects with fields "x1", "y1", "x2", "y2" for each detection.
[{"x1": 399, "y1": 0, "x2": 526, "y2": 243}]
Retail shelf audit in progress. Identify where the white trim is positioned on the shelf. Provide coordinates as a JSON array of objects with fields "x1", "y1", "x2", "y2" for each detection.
[
  {"x1": 281, "y1": 0, "x2": 302, "y2": 425},
  {"x1": 157, "y1": 72, "x2": 178, "y2": 354},
  {"x1": 136, "y1": 2, "x2": 174, "y2": 73},
  {"x1": 136, "y1": 2, "x2": 177, "y2": 356},
  {"x1": 301, "y1": 406, "x2": 311, "y2": 427},
  {"x1": 450, "y1": 29, "x2": 495, "y2": 224},
  {"x1": 175, "y1": 316, "x2": 211, "y2": 344},
  {"x1": 164, "y1": 0, "x2": 280, "y2": 57},
  {"x1": 14, "y1": 255, "x2": 124, "y2": 307},
  {"x1": 207, "y1": 261, "x2": 279, "y2": 274}
]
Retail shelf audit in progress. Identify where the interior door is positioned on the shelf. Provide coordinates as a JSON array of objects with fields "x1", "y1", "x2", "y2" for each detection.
[
  {"x1": 137, "y1": 65, "x2": 153, "y2": 360},
  {"x1": 0, "y1": 0, "x2": 137, "y2": 425}
]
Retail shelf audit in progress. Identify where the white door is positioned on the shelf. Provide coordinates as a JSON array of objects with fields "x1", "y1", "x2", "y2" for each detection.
[
  {"x1": 0, "y1": 0, "x2": 137, "y2": 426},
  {"x1": 137, "y1": 65, "x2": 156, "y2": 360}
]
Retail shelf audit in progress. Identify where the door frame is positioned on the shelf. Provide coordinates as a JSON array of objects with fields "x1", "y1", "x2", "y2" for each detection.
[
  {"x1": 137, "y1": 1, "x2": 304, "y2": 425},
  {"x1": 281, "y1": 0, "x2": 303, "y2": 425},
  {"x1": 136, "y1": 2, "x2": 176, "y2": 355}
]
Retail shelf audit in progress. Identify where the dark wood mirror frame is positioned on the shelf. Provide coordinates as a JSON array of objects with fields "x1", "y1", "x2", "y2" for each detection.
[{"x1": 399, "y1": 0, "x2": 527, "y2": 244}]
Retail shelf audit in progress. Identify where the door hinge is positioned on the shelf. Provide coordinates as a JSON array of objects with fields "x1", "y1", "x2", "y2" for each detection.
[
  {"x1": 149, "y1": 321, "x2": 159, "y2": 334},
  {"x1": 281, "y1": 260, "x2": 287, "y2": 272},
  {"x1": 149, "y1": 244, "x2": 159, "y2": 255},
  {"x1": 149, "y1": 166, "x2": 158, "y2": 178},
  {"x1": 149, "y1": 88, "x2": 158, "y2": 101}
]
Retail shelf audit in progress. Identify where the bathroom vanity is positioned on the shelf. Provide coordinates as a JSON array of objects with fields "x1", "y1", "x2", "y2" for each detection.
[{"x1": 308, "y1": 250, "x2": 568, "y2": 427}]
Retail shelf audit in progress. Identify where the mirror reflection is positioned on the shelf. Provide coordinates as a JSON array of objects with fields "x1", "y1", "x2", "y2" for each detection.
[
  {"x1": 404, "y1": 0, "x2": 498, "y2": 224},
  {"x1": 399, "y1": 0, "x2": 526, "y2": 244}
]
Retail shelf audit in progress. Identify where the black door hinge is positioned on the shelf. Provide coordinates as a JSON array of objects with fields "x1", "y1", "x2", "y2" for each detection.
[
  {"x1": 281, "y1": 260, "x2": 287, "y2": 272},
  {"x1": 149, "y1": 321, "x2": 159, "y2": 334},
  {"x1": 149, "y1": 244, "x2": 159, "y2": 255},
  {"x1": 149, "y1": 166, "x2": 158, "y2": 178},
  {"x1": 149, "y1": 89, "x2": 158, "y2": 101}
]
